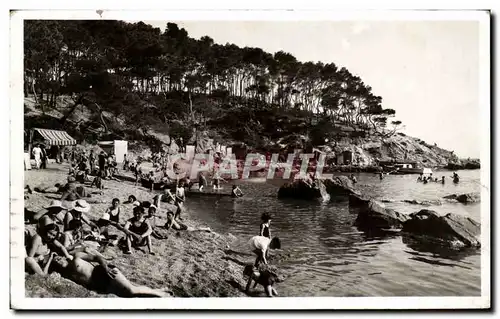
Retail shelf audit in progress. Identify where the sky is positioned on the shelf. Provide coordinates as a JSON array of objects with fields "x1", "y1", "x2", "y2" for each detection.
[{"x1": 145, "y1": 20, "x2": 481, "y2": 158}]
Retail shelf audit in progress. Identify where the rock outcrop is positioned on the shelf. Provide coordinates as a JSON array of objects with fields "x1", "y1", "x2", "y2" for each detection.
[
  {"x1": 445, "y1": 158, "x2": 480, "y2": 170},
  {"x1": 323, "y1": 176, "x2": 360, "y2": 196},
  {"x1": 349, "y1": 194, "x2": 410, "y2": 230},
  {"x1": 402, "y1": 210, "x2": 481, "y2": 248},
  {"x1": 443, "y1": 193, "x2": 481, "y2": 204},
  {"x1": 278, "y1": 179, "x2": 330, "y2": 202},
  {"x1": 402, "y1": 199, "x2": 442, "y2": 206}
]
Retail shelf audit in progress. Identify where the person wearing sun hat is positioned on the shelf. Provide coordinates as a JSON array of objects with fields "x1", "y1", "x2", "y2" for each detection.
[
  {"x1": 33, "y1": 200, "x2": 67, "y2": 228},
  {"x1": 63, "y1": 199, "x2": 98, "y2": 232},
  {"x1": 30, "y1": 200, "x2": 65, "y2": 222}
]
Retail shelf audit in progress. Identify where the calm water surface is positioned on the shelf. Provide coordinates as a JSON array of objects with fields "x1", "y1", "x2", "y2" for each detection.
[{"x1": 184, "y1": 170, "x2": 482, "y2": 296}]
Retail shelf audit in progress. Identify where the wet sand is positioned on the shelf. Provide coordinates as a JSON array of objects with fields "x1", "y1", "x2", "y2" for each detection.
[{"x1": 23, "y1": 163, "x2": 262, "y2": 298}]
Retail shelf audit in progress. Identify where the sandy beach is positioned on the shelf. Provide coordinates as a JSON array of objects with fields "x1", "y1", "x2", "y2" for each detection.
[{"x1": 23, "y1": 163, "x2": 262, "y2": 298}]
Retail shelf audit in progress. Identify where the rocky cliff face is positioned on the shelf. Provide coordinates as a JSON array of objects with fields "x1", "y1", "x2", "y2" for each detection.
[{"x1": 333, "y1": 132, "x2": 460, "y2": 168}]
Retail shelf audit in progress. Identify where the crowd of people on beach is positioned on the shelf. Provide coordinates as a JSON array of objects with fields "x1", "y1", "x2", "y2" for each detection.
[{"x1": 24, "y1": 147, "x2": 277, "y2": 298}]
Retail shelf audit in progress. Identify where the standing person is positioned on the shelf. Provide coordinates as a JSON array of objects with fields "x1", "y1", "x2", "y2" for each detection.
[
  {"x1": 40, "y1": 144, "x2": 48, "y2": 169},
  {"x1": 259, "y1": 213, "x2": 272, "y2": 239},
  {"x1": 123, "y1": 154, "x2": 129, "y2": 171},
  {"x1": 148, "y1": 171, "x2": 155, "y2": 192},
  {"x1": 98, "y1": 151, "x2": 106, "y2": 176},
  {"x1": 198, "y1": 172, "x2": 207, "y2": 192},
  {"x1": 89, "y1": 150, "x2": 96, "y2": 175},
  {"x1": 32, "y1": 144, "x2": 42, "y2": 169},
  {"x1": 441, "y1": 176, "x2": 446, "y2": 184},
  {"x1": 174, "y1": 182, "x2": 186, "y2": 221}
]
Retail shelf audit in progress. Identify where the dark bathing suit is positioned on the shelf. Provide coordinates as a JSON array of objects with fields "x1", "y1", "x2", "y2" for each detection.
[
  {"x1": 89, "y1": 264, "x2": 113, "y2": 293},
  {"x1": 261, "y1": 224, "x2": 270, "y2": 238}
]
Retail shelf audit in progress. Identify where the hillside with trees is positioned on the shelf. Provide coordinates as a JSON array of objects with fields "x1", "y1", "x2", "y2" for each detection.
[{"x1": 24, "y1": 20, "x2": 470, "y2": 168}]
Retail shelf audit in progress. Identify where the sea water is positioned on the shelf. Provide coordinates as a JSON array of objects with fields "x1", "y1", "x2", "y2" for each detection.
[{"x1": 185, "y1": 170, "x2": 482, "y2": 296}]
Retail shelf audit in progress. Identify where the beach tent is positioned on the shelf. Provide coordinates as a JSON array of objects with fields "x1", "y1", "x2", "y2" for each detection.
[
  {"x1": 31, "y1": 128, "x2": 77, "y2": 146},
  {"x1": 28, "y1": 128, "x2": 77, "y2": 159}
]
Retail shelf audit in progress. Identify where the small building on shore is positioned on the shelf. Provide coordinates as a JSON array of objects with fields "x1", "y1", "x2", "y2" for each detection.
[{"x1": 98, "y1": 140, "x2": 128, "y2": 163}]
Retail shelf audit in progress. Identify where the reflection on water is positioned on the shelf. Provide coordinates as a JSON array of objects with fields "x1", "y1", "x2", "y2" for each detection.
[{"x1": 184, "y1": 170, "x2": 481, "y2": 296}]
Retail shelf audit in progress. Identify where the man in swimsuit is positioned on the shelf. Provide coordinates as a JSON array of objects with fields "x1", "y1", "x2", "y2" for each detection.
[
  {"x1": 123, "y1": 206, "x2": 154, "y2": 255},
  {"x1": 50, "y1": 251, "x2": 170, "y2": 297}
]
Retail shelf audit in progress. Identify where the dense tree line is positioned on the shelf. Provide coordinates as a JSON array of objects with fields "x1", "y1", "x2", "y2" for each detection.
[{"x1": 24, "y1": 20, "x2": 401, "y2": 148}]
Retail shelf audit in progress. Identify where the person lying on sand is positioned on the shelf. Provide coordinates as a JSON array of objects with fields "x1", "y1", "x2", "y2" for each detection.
[
  {"x1": 50, "y1": 251, "x2": 170, "y2": 297},
  {"x1": 249, "y1": 235, "x2": 281, "y2": 267},
  {"x1": 123, "y1": 206, "x2": 155, "y2": 255},
  {"x1": 164, "y1": 211, "x2": 212, "y2": 233},
  {"x1": 25, "y1": 224, "x2": 73, "y2": 276},
  {"x1": 60, "y1": 176, "x2": 90, "y2": 202},
  {"x1": 30, "y1": 182, "x2": 66, "y2": 194},
  {"x1": 63, "y1": 199, "x2": 99, "y2": 232},
  {"x1": 243, "y1": 264, "x2": 280, "y2": 297}
]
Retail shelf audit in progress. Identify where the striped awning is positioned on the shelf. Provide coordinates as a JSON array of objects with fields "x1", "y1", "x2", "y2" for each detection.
[{"x1": 33, "y1": 128, "x2": 77, "y2": 146}]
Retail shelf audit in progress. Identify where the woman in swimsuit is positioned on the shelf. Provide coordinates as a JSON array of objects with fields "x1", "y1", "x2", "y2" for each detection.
[
  {"x1": 25, "y1": 223, "x2": 73, "y2": 276},
  {"x1": 260, "y1": 213, "x2": 272, "y2": 238},
  {"x1": 123, "y1": 206, "x2": 154, "y2": 255},
  {"x1": 97, "y1": 198, "x2": 121, "y2": 234}
]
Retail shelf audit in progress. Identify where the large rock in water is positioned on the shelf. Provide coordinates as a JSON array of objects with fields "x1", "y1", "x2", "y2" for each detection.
[
  {"x1": 278, "y1": 179, "x2": 330, "y2": 201},
  {"x1": 323, "y1": 176, "x2": 360, "y2": 196},
  {"x1": 350, "y1": 194, "x2": 410, "y2": 230},
  {"x1": 402, "y1": 210, "x2": 480, "y2": 247},
  {"x1": 443, "y1": 192, "x2": 481, "y2": 204}
]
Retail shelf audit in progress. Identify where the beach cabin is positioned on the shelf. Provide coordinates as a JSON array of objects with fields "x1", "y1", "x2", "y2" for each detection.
[
  {"x1": 336, "y1": 150, "x2": 353, "y2": 165},
  {"x1": 98, "y1": 140, "x2": 128, "y2": 163}
]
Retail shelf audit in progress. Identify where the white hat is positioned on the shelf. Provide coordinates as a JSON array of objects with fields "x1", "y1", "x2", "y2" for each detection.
[
  {"x1": 132, "y1": 201, "x2": 141, "y2": 207},
  {"x1": 72, "y1": 199, "x2": 91, "y2": 213},
  {"x1": 44, "y1": 200, "x2": 65, "y2": 210},
  {"x1": 149, "y1": 204, "x2": 157, "y2": 210}
]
